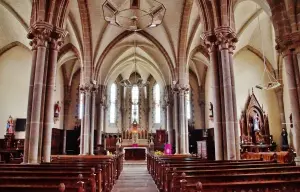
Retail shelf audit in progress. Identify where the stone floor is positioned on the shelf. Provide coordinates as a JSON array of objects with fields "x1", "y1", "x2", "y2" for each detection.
[{"x1": 111, "y1": 162, "x2": 159, "y2": 192}]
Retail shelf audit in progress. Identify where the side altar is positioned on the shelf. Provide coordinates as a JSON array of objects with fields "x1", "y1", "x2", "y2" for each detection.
[
  {"x1": 240, "y1": 90, "x2": 276, "y2": 154},
  {"x1": 117, "y1": 120, "x2": 153, "y2": 161}
]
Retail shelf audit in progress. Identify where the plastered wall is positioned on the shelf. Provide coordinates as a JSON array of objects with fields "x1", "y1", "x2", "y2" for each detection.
[
  {"x1": 53, "y1": 67, "x2": 65, "y2": 129},
  {"x1": 0, "y1": 46, "x2": 31, "y2": 139},
  {"x1": 234, "y1": 51, "x2": 281, "y2": 144},
  {"x1": 66, "y1": 71, "x2": 80, "y2": 130}
]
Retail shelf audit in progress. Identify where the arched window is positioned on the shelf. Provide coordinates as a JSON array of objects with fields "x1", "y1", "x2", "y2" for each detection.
[
  {"x1": 79, "y1": 93, "x2": 84, "y2": 119},
  {"x1": 131, "y1": 85, "x2": 139, "y2": 123},
  {"x1": 154, "y1": 84, "x2": 160, "y2": 123},
  {"x1": 186, "y1": 90, "x2": 191, "y2": 119},
  {"x1": 109, "y1": 83, "x2": 117, "y2": 123}
]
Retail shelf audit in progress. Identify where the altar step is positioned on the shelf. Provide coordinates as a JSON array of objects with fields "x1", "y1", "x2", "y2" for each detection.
[{"x1": 112, "y1": 163, "x2": 159, "y2": 192}]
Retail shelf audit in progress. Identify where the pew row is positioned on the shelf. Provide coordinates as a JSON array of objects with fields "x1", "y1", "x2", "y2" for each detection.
[{"x1": 0, "y1": 153, "x2": 123, "y2": 192}]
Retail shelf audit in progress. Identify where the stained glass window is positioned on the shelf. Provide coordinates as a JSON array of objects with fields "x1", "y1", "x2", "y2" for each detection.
[
  {"x1": 186, "y1": 90, "x2": 191, "y2": 119},
  {"x1": 79, "y1": 93, "x2": 84, "y2": 119},
  {"x1": 131, "y1": 85, "x2": 139, "y2": 123}
]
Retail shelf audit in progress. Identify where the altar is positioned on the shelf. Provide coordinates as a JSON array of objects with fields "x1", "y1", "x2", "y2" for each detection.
[
  {"x1": 122, "y1": 147, "x2": 147, "y2": 161},
  {"x1": 118, "y1": 119, "x2": 150, "y2": 161}
]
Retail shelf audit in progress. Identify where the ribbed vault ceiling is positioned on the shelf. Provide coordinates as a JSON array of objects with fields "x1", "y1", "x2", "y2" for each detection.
[{"x1": 0, "y1": 0, "x2": 276, "y2": 86}]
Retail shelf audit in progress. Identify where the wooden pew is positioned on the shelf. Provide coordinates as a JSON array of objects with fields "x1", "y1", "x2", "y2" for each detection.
[
  {"x1": 0, "y1": 153, "x2": 123, "y2": 192},
  {"x1": 181, "y1": 179, "x2": 300, "y2": 192},
  {"x1": 148, "y1": 153, "x2": 299, "y2": 192},
  {"x1": 172, "y1": 171, "x2": 300, "y2": 192}
]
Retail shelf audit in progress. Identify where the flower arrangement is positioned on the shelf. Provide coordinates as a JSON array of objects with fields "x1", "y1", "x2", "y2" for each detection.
[{"x1": 154, "y1": 150, "x2": 164, "y2": 156}]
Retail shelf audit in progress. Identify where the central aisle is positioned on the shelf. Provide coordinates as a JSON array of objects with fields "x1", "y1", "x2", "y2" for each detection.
[{"x1": 111, "y1": 161, "x2": 159, "y2": 192}]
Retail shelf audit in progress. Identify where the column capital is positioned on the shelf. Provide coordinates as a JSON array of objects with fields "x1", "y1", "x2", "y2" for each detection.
[
  {"x1": 276, "y1": 31, "x2": 300, "y2": 54},
  {"x1": 203, "y1": 27, "x2": 238, "y2": 52},
  {"x1": 79, "y1": 83, "x2": 98, "y2": 96},
  {"x1": 171, "y1": 83, "x2": 189, "y2": 94},
  {"x1": 28, "y1": 22, "x2": 68, "y2": 50},
  {"x1": 215, "y1": 27, "x2": 238, "y2": 51},
  {"x1": 50, "y1": 27, "x2": 68, "y2": 50}
]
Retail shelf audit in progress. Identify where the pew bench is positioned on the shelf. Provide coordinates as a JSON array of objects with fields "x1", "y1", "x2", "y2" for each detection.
[
  {"x1": 181, "y1": 179, "x2": 300, "y2": 192},
  {"x1": 171, "y1": 172, "x2": 300, "y2": 192}
]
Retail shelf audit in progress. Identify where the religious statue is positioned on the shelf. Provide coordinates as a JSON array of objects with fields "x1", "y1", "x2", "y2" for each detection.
[
  {"x1": 281, "y1": 128, "x2": 289, "y2": 151},
  {"x1": 209, "y1": 102, "x2": 214, "y2": 119},
  {"x1": 289, "y1": 113, "x2": 293, "y2": 128},
  {"x1": 253, "y1": 113, "x2": 260, "y2": 132},
  {"x1": 149, "y1": 135, "x2": 154, "y2": 145},
  {"x1": 6, "y1": 115, "x2": 14, "y2": 134},
  {"x1": 54, "y1": 101, "x2": 61, "y2": 123}
]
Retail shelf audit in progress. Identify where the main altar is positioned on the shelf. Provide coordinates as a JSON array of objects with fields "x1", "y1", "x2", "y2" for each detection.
[{"x1": 117, "y1": 120, "x2": 152, "y2": 161}]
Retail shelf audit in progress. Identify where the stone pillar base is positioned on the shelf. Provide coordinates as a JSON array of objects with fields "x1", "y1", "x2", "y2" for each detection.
[{"x1": 294, "y1": 156, "x2": 300, "y2": 166}]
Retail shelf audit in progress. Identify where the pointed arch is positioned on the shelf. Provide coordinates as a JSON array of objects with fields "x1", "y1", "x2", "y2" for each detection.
[
  {"x1": 0, "y1": 42, "x2": 30, "y2": 57},
  {"x1": 95, "y1": 31, "x2": 175, "y2": 81}
]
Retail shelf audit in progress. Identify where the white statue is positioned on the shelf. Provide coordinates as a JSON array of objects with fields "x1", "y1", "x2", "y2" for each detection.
[{"x1": 253, "y1": 114, "x2": 260, "y2": 132}]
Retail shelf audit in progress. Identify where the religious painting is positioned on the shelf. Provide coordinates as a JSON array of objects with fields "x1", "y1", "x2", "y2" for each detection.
[{"x1": 156, "y1": 130, "x2": 166, "y2": 144}]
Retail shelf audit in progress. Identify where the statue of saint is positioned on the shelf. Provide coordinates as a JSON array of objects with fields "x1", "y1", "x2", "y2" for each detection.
[
  {"x1": 6, "y1": 115, "x2": 14, "y2": 134},
  {"x1": 253, "y1": 114, "x2": 260, "y2": 132},
  {"x1": 281, "y1": 128, "x2": 289, "y2": 150},
  {"x1": 54, "y1": 101, "x2": 60, "y2": 118}
]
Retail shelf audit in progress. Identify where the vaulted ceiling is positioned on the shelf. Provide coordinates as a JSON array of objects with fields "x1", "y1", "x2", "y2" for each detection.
[{"x1": 0, "y1": 0, "x2": 276, "y2": 87}]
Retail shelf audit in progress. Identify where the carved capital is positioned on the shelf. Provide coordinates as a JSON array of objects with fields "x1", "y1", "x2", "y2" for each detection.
[
  {"x1": 214, "y1": 27, "x2": 238, "y2": 51},
  {"x1": 172, "y1": 83, "x2": 189, "y2": 95},
  {"x1": 28, "y1": 22, "x2": 53, "y2": 48},
  {"x1": 50, "y1": 27, "x2": 68, "y2": 50},
  {"x1": 50, "y1": 38, "x2": 64, "y2": 50}
]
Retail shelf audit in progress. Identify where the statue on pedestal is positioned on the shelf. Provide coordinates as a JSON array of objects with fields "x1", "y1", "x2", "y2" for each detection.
[
  {"x1": 281, "y1": 128, "x2": 289, "y2": 151},
  {"x1": 54, "y1": 101, "x2": 61, "y2": 123},
  {"x1": 6, "y1": 115, "x2": 14, "y2": 134},
  {"x1": 253, "y1": 113, "x2": 260, "y2": 132}
]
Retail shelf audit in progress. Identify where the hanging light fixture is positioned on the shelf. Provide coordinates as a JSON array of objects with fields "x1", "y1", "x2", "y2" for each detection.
[
  {"x1": 102, "y1": 0, "x2": 166, "y2": 31},
  {"x1": 119, "y1": 40, "x2": 149, "y2": 88},
  {"x1": 255, "y1": 5, "x2": 281, "y2": 90}
]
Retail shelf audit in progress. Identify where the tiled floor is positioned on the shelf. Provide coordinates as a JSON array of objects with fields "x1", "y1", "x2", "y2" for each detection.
[{"x1": 111, "y1": 162, "x2": 159, "y2": 192}]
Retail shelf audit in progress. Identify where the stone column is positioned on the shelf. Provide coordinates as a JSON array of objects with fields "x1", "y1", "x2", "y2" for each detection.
[
  {"x1": 23, "y1": 44, "x2": 38, "y2": 164},
  {"x1": 178, "y1": 86, "x2": 189, "y2": 154},
  {"x1": 166, "y1": 103, "x2": 172, "y2": 144},
  {"x1": 184, "y1": 89, "x2": 190, "y2": 154},
  {"x1": 83, "y1": 86, "x2": 92, "y2": 154},
  {"x1": 97, "y1": 103, "x2": 104, "y2": 145},
  {"x1": 28, "y1": 28, "x2": 50, "y2": 164},
  {"x1": 89, "y1": 85, "x2": 98, "y2": 155},
  {"x1": 293, "y1": 53, "x2": 300, "y2": 108},
  {"x1": 172, "y1": 91, "x2": 179, "y2": 154},
  {"x1": 275, "y1": 88, "x2": 286, "y2": 130},
  {"x1": 228, "y1": 41, "x2": 240, "y2": 160},
  {"x1": 42, "y1": 38, "x2": 62, "y2": 162},
  {"x1": 206, "y1": 41, "x2": 223, "y2": 160},
  {"x1": 79, "y1": 88, "x2": 86, "y2": 155},
  {"x1": 215, "y1": 29, "x2": 237, "y2": 160},
  {"x1": 283, "y1": 52, "x2": 300, "y2": 157}
]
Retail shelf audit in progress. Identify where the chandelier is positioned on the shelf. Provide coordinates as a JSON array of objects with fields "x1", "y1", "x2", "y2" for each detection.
[
  {"x1": 254, "y1": 4, "x2": 280, "y2": 90},
  {"x1": 119, "y1": 41, "x2": 149, "y2": 88},
  {"x1": 102, "y1": 0, "x2": 166, "y2": 31}
]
